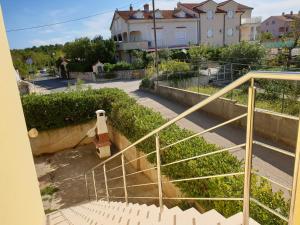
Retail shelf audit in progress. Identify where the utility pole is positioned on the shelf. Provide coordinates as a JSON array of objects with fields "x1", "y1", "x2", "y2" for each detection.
[{"x1": 152, "y1": 0, "x2": 159, "y2": 85}]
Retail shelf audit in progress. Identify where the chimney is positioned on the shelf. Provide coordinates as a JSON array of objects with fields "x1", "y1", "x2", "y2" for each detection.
[
  {"x1": 144, "y1": 4, "x2": 149, "y2": 12},
  {"x1": 290, "y1": 10, "x2": 293, "y2": 15},
  {"x1": 298, "y1": 10, "x2": 300, "y2": 15},
  {"x1": 282, "y1": 12, "x2": 285, "y2": 16},
  {"x1": 129, "y1": 4, "x2": 133, "y2": 11}
]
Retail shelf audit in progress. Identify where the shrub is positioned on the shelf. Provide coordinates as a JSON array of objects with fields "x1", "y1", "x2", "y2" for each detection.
[
  {"x1": 140, "y1": 77, "x2": 154, "y2": 89},
  {"x1": 104, "y1": 61, "x2": 132, "y2": 72},
  {"x1": 220, "y1": 41, "x2": 266, "y2": 65},
  {"x1": 160, "y1": 60, "x2": 190, "y2": 74},
  {"x1": 22, "y1": 89, "x2": 289, "y2": 224},
  {"x1": 188, "y1": 45, "x2": 223, "y2": 62},
  {"x1": 41, "y1": 185, "x2": 59, "y2": 196},
  {"x1": 21, "y1": 88, "x2": 127, "y2": 130}
]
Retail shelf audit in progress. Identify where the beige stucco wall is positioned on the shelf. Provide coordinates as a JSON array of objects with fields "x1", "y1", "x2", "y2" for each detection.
[
  {"x1": 129, "y1": 19, "x2": 198, "y2": 48},
  {"x1": 111, "y1": 14, "x2": 128, "y2": 39},
  {"x1": 30, "y1": 120, "x2": 96, "y2": 155},
  {"x1": 0, "y1": 7, "x2": 45, "y2": 225},
  {"x1": 221, "y1": 1, "x2": 241, "y2": 45},
  {"x1": 200, "y1": 13, "x2": 224, "y2": 46},
  {"x1": 261, "y1": 16, "x2": 290, "y2": 37}
]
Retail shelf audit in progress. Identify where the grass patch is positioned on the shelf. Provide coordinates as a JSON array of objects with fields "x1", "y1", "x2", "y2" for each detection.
[{"x1": 41, "y1": 185, "x2": 59, "y2": 196}]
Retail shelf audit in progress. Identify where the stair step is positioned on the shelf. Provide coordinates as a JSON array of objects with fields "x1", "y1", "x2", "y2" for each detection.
[
  {"x1": 196, "y1": 209, "x2": 226, "y2": 225},
  {"x1": 46, "y1": 201, "x2": 260, "y2": 225},
  {"x1": 223, "y1": 212, "x2": 260, "y2": 225}
]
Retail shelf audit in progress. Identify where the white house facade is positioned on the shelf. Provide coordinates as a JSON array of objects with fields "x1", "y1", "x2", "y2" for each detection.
[{"x1": 110, "y1": 0, "x2": 260, "y2": 62}]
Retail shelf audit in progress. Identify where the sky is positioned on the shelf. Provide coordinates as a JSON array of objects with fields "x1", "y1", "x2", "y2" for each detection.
[{"x1": 1, "y1": 0, "x2": 299, "y2": 49}]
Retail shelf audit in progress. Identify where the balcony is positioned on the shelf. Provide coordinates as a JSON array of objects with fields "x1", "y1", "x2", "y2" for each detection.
[
  {"x1": 241, "y1": 17, "x2": 262, "y2": 25},
  {"x1": 116, "y1": 41, "x2": 149, "y2": 51}
]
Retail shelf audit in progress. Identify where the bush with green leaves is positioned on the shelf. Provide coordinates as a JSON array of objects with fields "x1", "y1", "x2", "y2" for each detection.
[
  {"x1": 140, "y1": 77, "x2": 154, "y2": 89},
  {"x1": 22, "y1": 89, "x2": 289, "y2": 224},
  {"x1": 189, "y1": 45, "x2": 223, "y2": 62},
  {"x1": 104, "y1": 61, "x2": 132, "y2": 72},
  {"x1": 220, "y1": 41, "x2": 266, "y2": 65},
  {"x1": 160, "y1": 60, "x2": 190, "y2": 74}
]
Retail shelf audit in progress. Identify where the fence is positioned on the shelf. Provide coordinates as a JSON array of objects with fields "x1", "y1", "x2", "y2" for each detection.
[{"x1": 157, "y1": 61, "x2": 300, "y2": 115}]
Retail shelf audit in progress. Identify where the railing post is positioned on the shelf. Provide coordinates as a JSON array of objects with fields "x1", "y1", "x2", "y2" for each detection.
[
  {"x1": 288, "y1": 116, "x2": 300, "y2": 225},
  {"x1": 243, "y1": 78, "x2": 256, "y2": 225},
  {"x1": 155, "y1": 134, "x2": 163, "y2": 212},
  {"x1": 103, "y1": 164, "x2": 110, "y2": 202},
  {"x1": 121, "y1": 153, "x2": 128, "y2": 204},
  {"x1": 92, "y1": 170, "x2": 98, "y2": 201},
  {"x1": 230, "y1": 63, "x2": 233, "y2": 82},
  {"x1": 84, "y1": 173, "x2": 90, "y2": 201}
]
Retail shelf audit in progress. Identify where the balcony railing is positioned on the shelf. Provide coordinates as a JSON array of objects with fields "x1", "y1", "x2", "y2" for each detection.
[
  {"x1": 241, "y1": 17, "x2": 262, "y2": 25},
  {"x1": 84, "y1": 71, "x2": 300, "y2": 225},
  {"x1": 116, "y1": 41, "x2": 149, "y2": 51}
]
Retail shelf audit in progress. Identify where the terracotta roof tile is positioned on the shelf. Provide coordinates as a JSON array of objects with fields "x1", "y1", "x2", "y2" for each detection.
[
  {"x1": 218, "y1": 0, "x2": 253, "y2": 10},
  {"x1": 117, "y1": 10, "x2": 193, "y2": 21}
]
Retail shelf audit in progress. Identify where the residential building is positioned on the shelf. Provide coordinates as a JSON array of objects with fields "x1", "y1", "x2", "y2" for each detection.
[
  {"x1": 110, "y1": 0, "x2": 258, "y2": 62},
  {"x1": 240, "y1": 16, "x2": 261, "y2": 41},
  {"x1": 261, "y1": 11, "x2": 300, "y2": 37}
]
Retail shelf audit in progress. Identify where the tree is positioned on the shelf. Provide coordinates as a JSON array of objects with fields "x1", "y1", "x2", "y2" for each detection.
[
  {"x1": 220, "y1": 41, "x2": 266, "y2": 65},
  {"x1": 188, "y1": 45, "x2": 222, "y2": 62},
  {"x1": 281, "y1": 17, "x2": 300, "y2": 68},
  {"x1": 259, "y1": 32, "x2": 273, "y2": 42},
  {"x1": 63, "y1": 37, "x2": 116, "y2": 72}
]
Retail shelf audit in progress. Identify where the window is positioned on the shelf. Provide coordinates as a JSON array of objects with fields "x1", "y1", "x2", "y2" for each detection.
[
  {"x1": 207, "y1": 10, "x2": 213, "y2": 20},
  {"x1": 207, "y1": 29, "x2": 213, "y2": 38},
  {"x1": 272, "y1": 20, "x2": 275, "y2": 25},
  {"x1": 266, "y1": 22, "x2": 269, "y2": 26},
  {"x1": 133, "y1": 11, "x2": 144, "y2": 19},
  {"x1": 228, "y1": 10, "x2": 234, "y2": 18},
  {"x1": 155, "y1": 11, "x2": 163, "y2": 19},
  {"x1": 175, "y1": 10, "x2": 186, "y2": 18},
  {"x1": 175, "y1": 30, "x2": 187, "y2": 45},
  {"x1": 227, "y1": 28, "x2": 233, "y2": 36}
]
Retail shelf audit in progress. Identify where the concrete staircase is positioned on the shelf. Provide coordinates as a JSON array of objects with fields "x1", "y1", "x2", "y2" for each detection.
[{"x1": 46, "y1": 200, "x2": 260, "y2": 225}]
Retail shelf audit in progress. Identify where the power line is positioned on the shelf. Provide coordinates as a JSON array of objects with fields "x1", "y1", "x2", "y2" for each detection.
[{"x1": 6, "y1": 0, "x2": 147, "y2": 32}]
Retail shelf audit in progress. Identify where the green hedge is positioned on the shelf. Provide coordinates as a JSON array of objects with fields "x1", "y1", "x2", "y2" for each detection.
[{"x1": 22, "y1": 89, "x2": 288, "y2": 224}]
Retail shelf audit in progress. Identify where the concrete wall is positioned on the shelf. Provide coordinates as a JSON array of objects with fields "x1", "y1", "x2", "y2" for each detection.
[
  {"x1": 30, "y1": 120, "x2": 96, "y2": 155},
  {"x1": 107, "y1": 124, "x2": 184, "y2": 199},
  {"x1": 70, "y1": 70, "x2": 145, "y2": 82},
  {"x1": 107, "y1": 123, "x2": 205, "y2": 212},
  {"x1": 114, "y1": 69, "x2": 146, "y2": 80},
  {"x1": 0, "y1": 7, "x2": 45, "y2": 225},
  {"x1": 153, "y1": 85, "x2": 298, "y2": 148}
]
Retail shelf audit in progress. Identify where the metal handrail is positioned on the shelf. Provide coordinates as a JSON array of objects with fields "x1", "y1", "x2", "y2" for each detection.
[
  {"x1": 83, "y1": 71, "x2": 300, "y2": 225},
  {"x1": 87, "y1": 71, "x2": 300, "y2": 172},
  {"x1": 161, "y1": 113, "x2": 247, "y2": 150},
  {"x1": 161, "y1": 144, "x2": 246, "y2": 168}
]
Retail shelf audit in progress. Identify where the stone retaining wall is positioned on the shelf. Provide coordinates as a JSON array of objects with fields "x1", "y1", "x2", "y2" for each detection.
[
  {"x1": 153, "y1": 85, "x2": 298, "y2": 148},
  {"x1": 69, "y1": 72, "x2": 96, "y2": 82},
  {"x1": 69, "y1": 69, "x2": 145, "y2": 82}
]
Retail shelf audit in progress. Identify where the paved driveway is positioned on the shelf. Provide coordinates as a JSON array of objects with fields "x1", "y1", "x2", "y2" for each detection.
[{"x1": 32, "y1": 78, "x2": 294, "y2": 195}]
